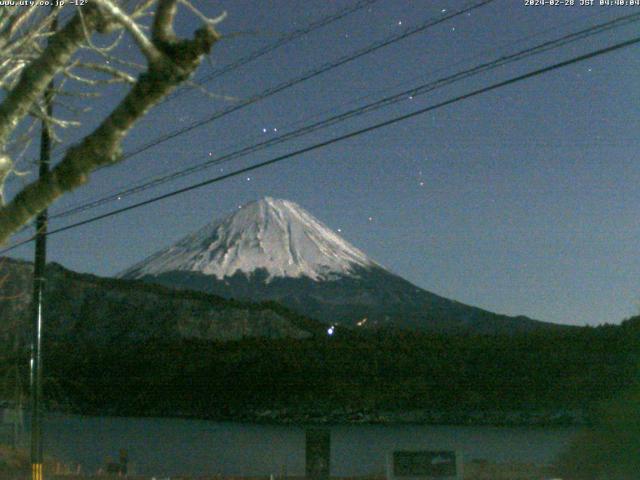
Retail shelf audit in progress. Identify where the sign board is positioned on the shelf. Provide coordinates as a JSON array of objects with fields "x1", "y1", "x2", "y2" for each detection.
[{"x1": 387, "y1": 450, "x2": 463, "y2": 480}]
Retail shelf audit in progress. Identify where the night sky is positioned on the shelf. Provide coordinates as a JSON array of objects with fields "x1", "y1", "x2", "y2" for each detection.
[{"x1": 5, "y1": 0, "x2": 640, "y2": 327}]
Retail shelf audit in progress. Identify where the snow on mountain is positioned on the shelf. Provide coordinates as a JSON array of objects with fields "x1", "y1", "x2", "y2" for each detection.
[
  {"x1": 119, "y1": 197, "x2": 376, "y2": 281},
  {"x1": 118, "y1": 197, "x2": 561, "y2": 334}
]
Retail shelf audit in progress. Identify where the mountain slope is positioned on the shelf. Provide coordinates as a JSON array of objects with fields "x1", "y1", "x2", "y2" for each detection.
[
  {"x1": 121, "y1": 198, "x2": 564, "y2": 334},
  {"x1": 0, "y1": 257, "x2": 324, "y2": 349}
]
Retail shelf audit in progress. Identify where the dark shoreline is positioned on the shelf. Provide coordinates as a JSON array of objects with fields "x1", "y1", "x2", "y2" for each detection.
[{"x1": 43, "y1": 406, "x2": 587, "y2": 428}]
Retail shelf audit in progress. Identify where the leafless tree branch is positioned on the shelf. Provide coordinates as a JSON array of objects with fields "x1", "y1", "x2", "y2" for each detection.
[{"x1": 0, "y1": 0, "x2": 221, "y2": 244}]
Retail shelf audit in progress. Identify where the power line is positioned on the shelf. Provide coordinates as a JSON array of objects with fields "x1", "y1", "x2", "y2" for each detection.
[
  {"x1": 35, "y1": 0, "x2": 384, "y2": 172},
  {"x1": 63, "y1": 2, "x2": 566, "y2": 210},
  {"x1": 3, "y1": 33, "x2": 638, "y2": 254},
  {"x1": 166, "y1": 0, "x2": 380, "y2": 101},
  {"x1": 0, "y1": 0, "x2": 497, "y2": 244},
  {"x1": 95, "y1": 0, "x2": 498, "y2": 166},
  {"x1": 49, "y1": 10, "x2": 640, "y2": 221},
  {"x1": 47, "y1": 0, "x2": 496, "y2": 217},
  {"x1": 56, "y1": 5, "x2": 607, "y2": 214}
]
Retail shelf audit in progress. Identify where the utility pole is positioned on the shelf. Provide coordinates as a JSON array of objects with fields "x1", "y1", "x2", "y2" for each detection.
[{"x1": 30, "y1": 8, "x2": 57, "y2": 480}]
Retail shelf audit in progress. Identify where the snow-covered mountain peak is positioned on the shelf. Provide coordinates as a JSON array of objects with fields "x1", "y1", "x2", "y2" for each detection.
[{"x1": 120, "y1": 197, "x2": 376, "y2": 281}]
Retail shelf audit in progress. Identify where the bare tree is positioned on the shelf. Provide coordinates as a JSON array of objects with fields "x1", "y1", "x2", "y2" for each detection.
[{"x1": 0, "y1": 0, "x2": 223, "y2": 245}]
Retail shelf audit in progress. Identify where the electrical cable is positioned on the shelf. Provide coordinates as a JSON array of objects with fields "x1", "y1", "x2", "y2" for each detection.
[
  {"x1": 2, "y1": 33, "x2": 638, "y2": 254},
  {"x1": 92, "y1": 0, "x2": 498, "y2": 167},
  {"x1": 58, "y1": 4, "x2": 607, "y2": 211},
  {"x1": 0, "y1": 0, "x2": 495, "y2": 242},
  {"x1": 166, "y1": 0, "x2": 381, "y2": 102},
  {"x1": 50, "y1": 10, "x2": 640, "y2": 221}
]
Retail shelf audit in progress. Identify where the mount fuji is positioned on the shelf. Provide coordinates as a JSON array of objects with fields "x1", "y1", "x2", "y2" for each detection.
[
  {"x1": 121, "y1": 197, "x2": 376, "y2": 282},
  {"x1": 120, "y1": 197, "x2": 560, "y2": 334}
]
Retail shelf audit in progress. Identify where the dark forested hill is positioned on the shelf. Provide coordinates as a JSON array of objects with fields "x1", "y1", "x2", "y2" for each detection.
[
  {"x1": 1, "y1": 257, "x2": 638, "y2": 425},
  {"x1": 40, "y1": 325, "x2": 640, "y2": 424},
  {"x1": 0, "y1": 257, "x2": 326, "y2": 348}
]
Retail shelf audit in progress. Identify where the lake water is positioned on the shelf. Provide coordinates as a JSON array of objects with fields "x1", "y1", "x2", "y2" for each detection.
[{"x1": 38, "y1": 413, "x2": 581, "y2": 477}]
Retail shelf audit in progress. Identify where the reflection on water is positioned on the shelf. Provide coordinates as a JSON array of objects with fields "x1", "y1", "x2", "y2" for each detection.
[{"x1": 40, "y1": 413, "x2": 580, "y2": 477}]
